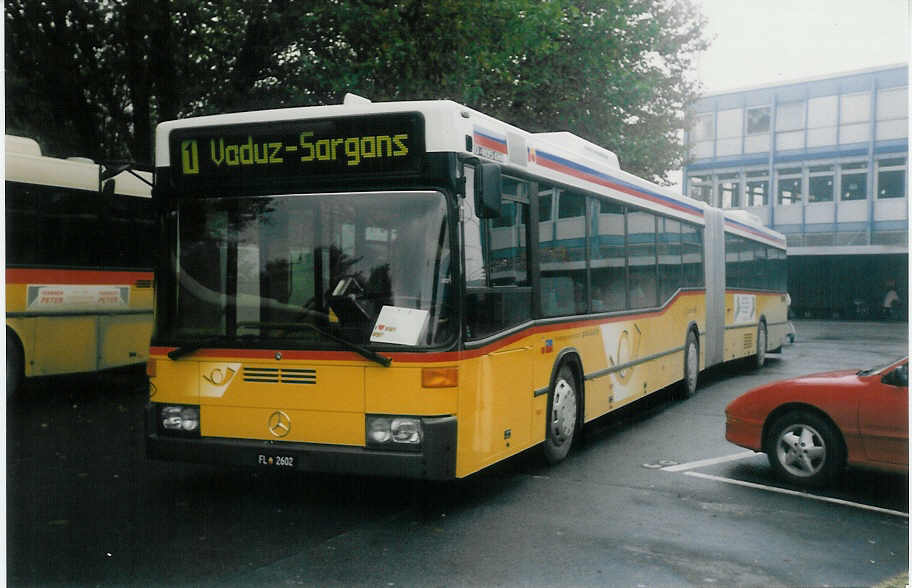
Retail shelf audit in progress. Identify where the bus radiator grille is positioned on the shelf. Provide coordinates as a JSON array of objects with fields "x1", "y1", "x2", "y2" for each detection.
[{"x1": 242, "y1": 367, "x2": 317, "y2": 385}]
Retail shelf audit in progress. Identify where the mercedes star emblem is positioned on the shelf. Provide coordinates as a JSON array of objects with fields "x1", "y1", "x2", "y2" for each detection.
[{"x1": 267, "y1": 410, "x2": 291, "y2": 438}]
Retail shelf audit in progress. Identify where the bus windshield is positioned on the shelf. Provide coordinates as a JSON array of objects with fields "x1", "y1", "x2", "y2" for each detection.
[{"x1": 169, "y1": 191, "x2": 453, "y2": 348}]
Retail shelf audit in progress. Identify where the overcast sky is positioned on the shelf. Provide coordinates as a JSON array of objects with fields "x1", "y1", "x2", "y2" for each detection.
[{"x1": 694, "y1": 0, "x2": 910, "y2": 94}]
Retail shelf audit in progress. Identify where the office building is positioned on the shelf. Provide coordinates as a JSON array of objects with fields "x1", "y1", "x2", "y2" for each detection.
[{"x1": 683, "y1": 64, "x2": 908, "y2": 319}]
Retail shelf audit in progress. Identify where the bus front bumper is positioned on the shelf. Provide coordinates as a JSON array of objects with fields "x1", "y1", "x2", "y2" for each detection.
[{"x1": 145, "y1": 410, "x2": 458, "y2": 480}]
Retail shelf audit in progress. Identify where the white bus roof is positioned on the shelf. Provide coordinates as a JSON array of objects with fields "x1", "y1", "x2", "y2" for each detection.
[
  {"x1": 6, "y1": 135, "x2": 152, "y2": 198},
  {"x1": 155, "y1": 97, "x2": 784, "y2": 248}
]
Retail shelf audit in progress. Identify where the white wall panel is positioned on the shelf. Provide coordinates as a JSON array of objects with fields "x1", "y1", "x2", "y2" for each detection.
[
  {"x1": 744, "y1": 134, "x2": 770, "y2": 153},
  {"x1": 774, "y1": 206, "x2": 802, "y2": 224},
  {"x1": 776, "y1": 131, "x2": 804, "y2": 151},
  {"x1": 807, "y1": 126, "x2": 837, "y2": 147},
  {"x1": 693, "y1": 141, "x2": 714, "y2": 159},
  {"x1": 876, "y1": 119, "x2": 908, "y2": 140},
  {"x1": 876, "y1": 87, "x2": 908, "y2": 120},
  {"x1": 716, "y1": 138, "x2": 742, "y2": 156},
  {"x1": 805, "y1": 202, "x2": 835, "y2": 223},
  {"x1": 808, "y1": 95, "x2": 838, "y2": 128},
  {"x1": 840, "y1": 92, "x2": 871, "y2": 124},
  {"x1": 717, "y1": 108, "x2": 743, "y2": 138},
  {"x1": 839, "y1": 123, "x2": 869, "y2": 144},
  {"x1": 875, "y1": 198, "x2": 908, "y2": 221},
  {"x1": 837, "y1": 199, "x2": 868, "y2": 223}
]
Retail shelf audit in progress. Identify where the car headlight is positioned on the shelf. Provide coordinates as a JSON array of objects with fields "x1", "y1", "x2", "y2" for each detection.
[
  {"x1": 366, "y1": 415, "x2": 422, "y2": 451},
  {"x1": 158, "y1": 404, "x2": 201, "y2": 437}
]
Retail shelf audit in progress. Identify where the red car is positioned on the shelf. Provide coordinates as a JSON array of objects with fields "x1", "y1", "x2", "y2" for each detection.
[{"x1": 726, "y1": 357, "x2": 908, "y2": 487}]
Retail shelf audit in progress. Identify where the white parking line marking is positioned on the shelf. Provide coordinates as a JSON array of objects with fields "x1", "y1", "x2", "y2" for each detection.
[
  {"x1": 661, "y1": 451, "x2": 756, "y2": 472},
  {"x1": 683, "y1": 471, "x2": 909, "y2": 519},
  {"x1": 662, "y1": 451, "x2": 909, "y2": 518}
]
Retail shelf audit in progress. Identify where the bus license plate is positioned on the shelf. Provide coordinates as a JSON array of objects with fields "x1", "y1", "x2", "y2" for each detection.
[{"x1": 257, "y1": 454, "x2": 295, "y2": 468}]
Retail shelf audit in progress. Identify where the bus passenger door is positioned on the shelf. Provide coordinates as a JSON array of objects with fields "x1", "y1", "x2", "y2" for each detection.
[
  {"x1": 482, "y1": 341, "x2": 534, "y2": 457},
  {"x1": 462, "y1": 168, "x2": 535, "y2": 467}
]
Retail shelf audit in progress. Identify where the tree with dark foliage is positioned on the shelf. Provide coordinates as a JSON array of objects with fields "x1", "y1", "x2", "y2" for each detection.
[{"x1": 6, "y1": 0, "x2": 706, "y2": 182}]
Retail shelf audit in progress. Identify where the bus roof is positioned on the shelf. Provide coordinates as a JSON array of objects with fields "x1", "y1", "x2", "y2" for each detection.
[
  {"x1": 6, "y1": 135, "x2": 152, "y2": 198},
  {"x1": 154, "y1": 97, "x2": 785, "y2": 248}
]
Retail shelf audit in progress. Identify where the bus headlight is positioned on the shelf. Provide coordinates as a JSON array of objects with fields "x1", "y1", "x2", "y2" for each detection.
[
  {"x1": 159, "y1": 404, "x2": 201, "y2": 436},
  {"x1": 366, "y1": 415, "x2": 422, "y2": 450},
  {"x1": 367, "y1": 417, "x2": 392, "y2": 444},
  {"x1": 391, "y1": 418, "x2": 421, "y2": 444}
]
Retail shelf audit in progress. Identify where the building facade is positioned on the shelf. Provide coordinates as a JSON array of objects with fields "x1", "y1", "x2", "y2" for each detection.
[{"x1": 683, "y1": 64, "x2": 908, "y2": 319}]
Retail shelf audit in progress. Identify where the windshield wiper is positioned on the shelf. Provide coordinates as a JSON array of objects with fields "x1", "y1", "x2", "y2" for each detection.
[
  {"x1": 167, "y1": 334, "x2": 262, "y2": 360},
  {"x1": 236, "y1": 321, "x2": 392, "y2": 367},
  {"x1": 168, "y1": 337, "x2": 225, "y2": 360}
]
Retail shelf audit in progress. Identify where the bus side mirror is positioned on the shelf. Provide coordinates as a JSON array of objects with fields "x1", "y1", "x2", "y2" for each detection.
[
  {"x1": 474, "y1": 163, "x2": 502, "y2": 218},
  {"x1": 101, "y1": 178, "x2": 116, "y2": 196}
]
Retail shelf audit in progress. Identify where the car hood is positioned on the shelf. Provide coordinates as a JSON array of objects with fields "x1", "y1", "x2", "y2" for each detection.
[
  {"x1": 726, "y1": 369, "x2": 862, "y2": 416},
  {"x1": 782, "y1": 369, "x2": 861, "y2": 386}
]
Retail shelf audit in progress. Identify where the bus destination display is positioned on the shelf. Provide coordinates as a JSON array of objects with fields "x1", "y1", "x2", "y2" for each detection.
[{"x1": 168, "y1": 112, "x2": 425, "y2": 191}]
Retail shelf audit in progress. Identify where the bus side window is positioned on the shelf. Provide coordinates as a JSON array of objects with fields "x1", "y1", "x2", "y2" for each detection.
[
  {"x1": 99, "y1": 193, "x2": 158, "y2": 270},
  {"x1": 658, "y1": 217, "x2": 682, "y2": 304},
  {"x1": 754, "y1": 245, "x2": 767, "y2": 290},
  {"x1": 775, "y1": 247, "x2": 787, "y2": 291},
  {"x1": 627, "y1": 208, "x2": 658, "y2": 309},
  {"x1": 105, "y1": 195, "x2": 137, "y2": 268},
  {"x1": 538, "y1": 189, "x2": 553, "y2": 222},
  {"x1": 464, "y1": 173, "x2": 532, "y2": 340},
  {"x1": 133, "y1": 197, "x2": 158, "y2": 268},
  {"x1": 5, "y1": 182, "x2": 38, "y2": 265},
  {"x1": 682, "y1": 222, "x2": 704, "y2": 287},
  {"x1": 540, "y1": 189, "x2": 587, "y2": 316},
  {"x1": 725, "y1": 232, "x2": 741, "y2": 289},
  {"x1": 38, "y1": 186, "x2": 101, "y2": 267},
  {"x1": 590, "y1": 199, "x2": 626, "y2": 313},
  {"x1": 463, "y1": 167, "x2": 487, "y2": 288}
]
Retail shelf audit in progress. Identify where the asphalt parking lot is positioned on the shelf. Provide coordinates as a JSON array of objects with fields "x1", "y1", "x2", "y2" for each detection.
[{"x1": 6, "y1": 319, "x2": 909, "y2": 586}]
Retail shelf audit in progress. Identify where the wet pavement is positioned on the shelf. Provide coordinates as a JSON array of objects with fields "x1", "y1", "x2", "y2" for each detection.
[{"x1": 6, "y1": 319, "x2": 909, "y2": 586}]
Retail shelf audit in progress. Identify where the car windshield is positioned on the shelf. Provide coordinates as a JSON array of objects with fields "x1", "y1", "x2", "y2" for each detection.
[
  {"x1": 167, "y1": 191, "x2": 453, "y2": 348},
  {"x1": 857, "y1": 356, "x2": 908, "y2": 377}
]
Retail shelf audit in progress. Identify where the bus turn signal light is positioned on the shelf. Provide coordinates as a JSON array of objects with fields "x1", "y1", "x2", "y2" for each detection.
[
  {"x1": 146, "y1": 359, "x2": 157, "y2": 378},
  {"x1": 421, "y1": 367, "x2": 458, "y2": 388}
]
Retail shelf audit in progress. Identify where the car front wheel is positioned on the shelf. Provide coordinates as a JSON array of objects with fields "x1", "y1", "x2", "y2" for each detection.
[{"x1": 766, "y1": 410, "x2": 844, "y2": 487}]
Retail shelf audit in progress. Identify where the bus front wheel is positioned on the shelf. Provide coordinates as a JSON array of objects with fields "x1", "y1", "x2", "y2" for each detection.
[
  {"x1": 543, "y1": 365, "x2": 578, "y2": 465},
  {"x1": 6, "y1": 332, "x2": 23, "y2": 399}
]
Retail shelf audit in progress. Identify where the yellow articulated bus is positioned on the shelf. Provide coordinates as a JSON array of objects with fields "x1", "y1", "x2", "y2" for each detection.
[
  {"x1": 5, "y1": 135, "x2": 156, "y2": 397},
  {"x1": 146, "y1": 95, "x2": 788, "y2": 479}
]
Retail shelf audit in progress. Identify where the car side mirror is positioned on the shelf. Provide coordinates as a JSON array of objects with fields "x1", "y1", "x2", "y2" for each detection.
[{"x1": 882, "y1": 364, "x2": 908, "y2": 387}]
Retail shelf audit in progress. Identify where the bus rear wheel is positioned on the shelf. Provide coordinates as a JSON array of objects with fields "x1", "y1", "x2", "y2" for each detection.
[
  {"x1": 543, "y1": 365, "x2": 578, "y2": 465},
  {"x1": 752, "y1": 322, "x2": 767, "y2": 370},
  {"x1": 679, "y1": 330, "x2": 699, "y2": 399}
]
